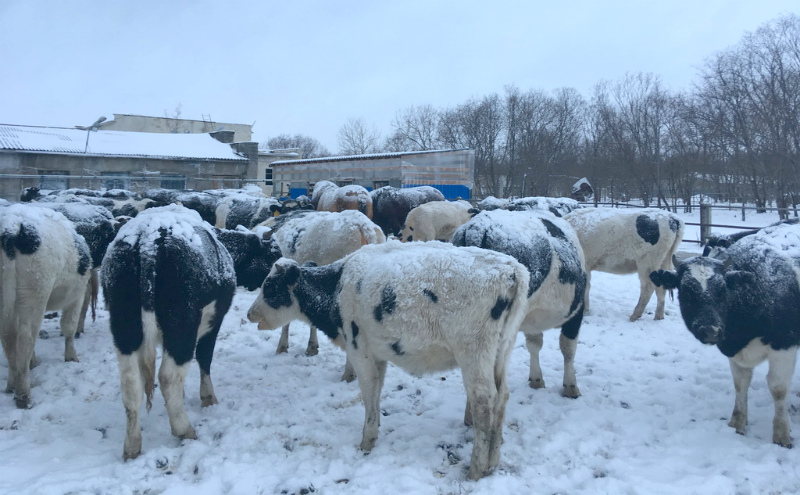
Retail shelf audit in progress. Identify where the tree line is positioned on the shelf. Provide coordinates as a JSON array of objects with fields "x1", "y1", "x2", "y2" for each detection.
[{"x1": 264, "y1": 14, "x2": 800, "y2": 212}]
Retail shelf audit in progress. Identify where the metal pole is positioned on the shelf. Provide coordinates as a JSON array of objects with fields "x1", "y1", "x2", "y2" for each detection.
[{"x1": 700, "y1": 203, "x2": 712, "y2": 244}]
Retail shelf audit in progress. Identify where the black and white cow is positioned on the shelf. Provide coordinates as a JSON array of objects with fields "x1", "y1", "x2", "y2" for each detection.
[
  {"x1": 101, "y1": 205, "x2": 236, "y2": 460},
  {"x1": 370, "y1": 185, "x2": 445, "y2": 237},
  {"x1": 702, "y1": 217, "x2": 800, "y2": 258},
  {"x1": 247, "y1": 241, "x2": 530, "y2": 480},
  {"x1": 1, "y1": 204, "x2": 91, "y2": 408},
  {"x1": 259, "y1": 210, "x2": 386, "y2": 381},
  {"x1": 31, "y1": 202, "x2": 117, "y2": 335},
  {"x1": 564, "y1": 207, "x2": 684, "y2": 321},
  {"x1": 215, "y1": 194, "x2": 281, "y2": 230},
  {"x1": 452, "y1": 209, "x2": 587, "y2": 397},
  {"x1": 650, "y1": 221, "x2": 800, "y2": 447}
]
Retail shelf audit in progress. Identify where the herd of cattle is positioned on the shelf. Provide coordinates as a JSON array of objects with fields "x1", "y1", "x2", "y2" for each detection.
[{"x1": 1, "y1": 182, "x2": 799, "y2": 480}]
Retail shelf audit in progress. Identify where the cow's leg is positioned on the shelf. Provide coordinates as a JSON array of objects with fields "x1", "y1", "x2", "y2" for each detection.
[
  {"x1": 118, "y1": 351, "x2": 144, "y2": 460},
  {"x1": 196, "y1": 328, "x2": 220, "y2": 408},
  {"x1": 488, "y1": 337, "x2": 513, "y2": 469},
  {"x1": 10, "y1": 309, "x2": 45, "y2": 408},
  {"x1": 630, "y1": 271, "x2": 656, "y2": 322},
  {"x1": 583, "y1": 271, "x2": 592, "y2": 314},
  {"x1": 524, "y1": 332, "x2": 546, "y2": 389},
  {"x1": 728, "y1": 359, "x2": 753, "y2": 435},
  {"x1": 276, "y1": 323, "x2": 290, "y2": 354},
  {"x1": 341, "y1": 355, "x2": 356, "y2": 383},
  {"x1": 76, "y1": 272, "x2": 96, "y2": 337},
  {"x1": 349, "y1": 350, "x2": 386, "y2": 452},
  {"x1": 767, "y1": 348, "x2": 796, "y2": 447},
  {"x1": 460, "y1": 355, "x2": 499, "y2": 480},
  {"x1": 560, "y1": 309, "x2": 583, "y2": 399},
  {"x1": 60, "y1": 301, "x2": 83, "y2": 363},
  {"x1": 306, "y1": 325, "x2": 319, "y2": 356},
  {"x1": 653, "y1": 286, "x2": 667, "y2": 320},
  {"x1": 159, "y1": 352, "x2": 196, "y2": 440},
  {"x1": 2, "y1": 322, "x2": 18, "y2": 394}
]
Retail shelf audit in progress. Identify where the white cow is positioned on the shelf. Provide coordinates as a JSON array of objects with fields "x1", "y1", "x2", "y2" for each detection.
[
  {"x1": 400, "y1": 200, "x2": 472, "y2": 242},
  {"x1": 247, "y1": 241, "x2": 530, "y2": 480},
  {"x1": 0, "y1": 204, "x2": 91, "y2": 408},
  {"x1": 564, "y1": 207, "x2": 684, "y2": 321}
]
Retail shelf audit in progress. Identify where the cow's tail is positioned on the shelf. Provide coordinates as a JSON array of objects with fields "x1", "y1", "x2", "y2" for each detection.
[
  {"x1": 663, "y1": 214, "x2": 686, "y2": 270},
  {"x1": 139, "y1": 309, "x2": 158, "y2": 411},
  {"x1": 90, "y1": 269, "x2": 99, "y2": 322},
  {"x1": 495, "y1": 263, "x2": 531, "y2": 370},
  {"x1": 359, "y1": 223, "x2": 387, "y2": 246}
]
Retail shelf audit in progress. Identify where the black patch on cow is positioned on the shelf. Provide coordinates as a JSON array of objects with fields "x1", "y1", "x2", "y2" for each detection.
[
  {"x1": 215, "y1": 228, "x2": 282, "y2": 291},
  {"x1": 72, "y1": 232, "x2": 91, "y2": 276},
  {"x1": 373, "y1": 285, "x2": 397, "y2": 322},
  {"x1": 41, "y1": 203, "x2": 116, "y2": 268},
  {"x1": 1, "y1": 222, "x2": 41, "y2": 259},
  {"x1": 103, "y1": 239, "x2": 144, "y2": 355},
  {"x1": 261, "y1": 263, "x2": 300, "y2": 310},
  {"x1": 391, "y1": 341, "x2": 405, "y2": 356},
  {"x1": 423, "y1": 289, "x2": 438, "y2": 303},
  {"x1": 560, "y1": 307, "x2": 584, "y2": 340},
  {"x1": 287, "y1": 227, "x2": 306, "y2": 255},
  {"x1": 636, "y1": 215, "x2": 660, "y2": 245},
  {"x1": 370, "y1": 186, "x2": 444, "y2": 236},
  {"x1": 111, "y1": 203, "x2": 139, "y2": 218},
  {"x1": 350, "y1": 321, "x2": 359, "y2": 349},
  {"x1": 491, "y1": 296, "x2": 512, "y2": 320},
  {"x1": 293, "y1": 263, "x2": 344, "y2": 341},
  {"x1": 541, "y1": 218, "x2": 567, "y2": 240},
  {"x1": 668, "y1": 216, "x2": 681, "y2": 233},
  {"x1": 355, "y1": 278, "x2": 363, "y2": 294}
]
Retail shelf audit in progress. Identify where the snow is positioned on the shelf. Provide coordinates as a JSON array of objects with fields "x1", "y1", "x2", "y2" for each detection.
[{"x1": 2, "y1": 207, "x2": 800, "y2": 494}]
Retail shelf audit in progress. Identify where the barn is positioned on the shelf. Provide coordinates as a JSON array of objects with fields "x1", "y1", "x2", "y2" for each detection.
[{"x1": 270, "y1": 148, "x2": 475, "y2": 200}]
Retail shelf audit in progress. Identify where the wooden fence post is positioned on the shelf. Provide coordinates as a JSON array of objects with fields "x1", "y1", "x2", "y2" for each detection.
[
  {"x1": 741, "y1": 202, "x2": 746, "y2": 222},
  {"x1": 700, "y1": 203, "x2": 712, "y2": 244}
]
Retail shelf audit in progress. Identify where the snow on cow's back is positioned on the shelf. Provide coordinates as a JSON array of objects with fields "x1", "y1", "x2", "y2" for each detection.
[
  {"x1": 728, "y1": 221, "x2": 800, "y2": 284},
  {"x1": 1, "y1": 202, "x2": 78, "y2": 237},
  {"x1": 105, "y1": 204, "x2": 235, "y2": 282}
]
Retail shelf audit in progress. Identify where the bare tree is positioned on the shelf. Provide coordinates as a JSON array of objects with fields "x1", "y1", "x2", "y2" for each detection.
[
  {"x1": 337, "y1": 117, "x2": 382, "y2": 155},
  {"x1": 385, "y1": 104, "x2": 441, "y2": 151},
  {"x1": 263, "y1": 134, "x2": 330, "y2": 158}
]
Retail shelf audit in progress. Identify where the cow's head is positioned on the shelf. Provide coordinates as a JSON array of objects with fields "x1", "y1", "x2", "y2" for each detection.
[
  {"x1": 650, "y1": 255, "x2": 755, "y2": 345},
  {"x1": 247, "y1": 258, "x2": 302, "y2": 330}
]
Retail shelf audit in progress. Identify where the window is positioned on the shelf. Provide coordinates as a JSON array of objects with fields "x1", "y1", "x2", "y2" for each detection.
[
  {"x1": 373, "y1": 180, "x2": 389, "y2": 189},
  {"x1": 102, "y1": 172, "x2": 130, "y2": 190},
  {"x1": 38, "y1": 170, "x2": 69, "y2": 191},
  {"x1": 336, "y1": 178, "x2": 354, "y2": 187},
  {"x1": 264, "y1": 167, "x2": 273, "y2": 186},
  {"x1": 161, "y1": 174, "x2": 185, "y2": 190}
]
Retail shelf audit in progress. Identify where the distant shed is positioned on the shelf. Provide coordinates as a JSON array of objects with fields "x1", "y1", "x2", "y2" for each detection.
[{"x1": 270, "y1": 149, "x2": 474, "y2": 200}]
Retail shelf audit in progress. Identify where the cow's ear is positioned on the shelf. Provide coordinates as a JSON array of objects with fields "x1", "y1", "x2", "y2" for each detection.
[
  {"x1": 650, "y1": 270, "x2": 679, "y2": 290},
  {"x1": 285, "y1": 263, "x2": 300, "y2": 285},
  {"x1": 269, "y1": 204, "x2": 281, "y2": 214},
  {"x1": 468, "y1": 208, "x2": 480, "y2": 217},
  {"x1": 725, "y1": 270, "x2": 756, "y2": 289}
]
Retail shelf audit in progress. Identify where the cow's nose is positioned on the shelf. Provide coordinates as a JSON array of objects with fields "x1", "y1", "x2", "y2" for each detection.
[{"x1": 696, "y1": 325, "x2": 720, "y2": 345}]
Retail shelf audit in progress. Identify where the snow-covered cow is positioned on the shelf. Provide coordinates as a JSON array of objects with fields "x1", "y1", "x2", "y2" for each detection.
[
  {"x1": 1, "y1": 204, "x2": 91, "y2": 408},
  {"x1": 452, "y1": 210, "x2": 587, "y2": 396},
  {"x1": 370, "y1": 185, "x2": 445, "y2": 237},
  {"x1": 474, "y1": 196, "x2": 582, "y2": 217},
  {"x1": 31, "y1": 202, "x2": 117, "y2": 335},
  {"x1": 215, "y1": 194, "x2": 281, "y2": 230},
  {"x1": 312, "y1": 181, "x2": 373, "y2": 219},
  {"x1": 214, "y1": 226, "x2": 283, "y2": 291},
  {"x1": 564, "y1": 207, "x2": 684, "y2": 321},
  {"x1": 702, "y1": 218, "x2": 799, "y2": 258},
  {"x1": 259, "y1": 210, "x2": 386, "y2": 381},
  {"x1": 247, "y1": 241, "x2": 530, "y2": 480},
  {"x1": 102, "y1": 205, "x2": 236, "y2": 460},
  {"x1": 400, "y1": 200, "x2": 472, "y2": 242},
  {"x1": 650, "y1": 220, "x2": 800, "y2": 447}
]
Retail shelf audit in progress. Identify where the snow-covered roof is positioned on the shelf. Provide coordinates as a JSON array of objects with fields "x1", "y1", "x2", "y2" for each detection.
[
  {"x1": 0, "y1": 124, "x2": 248, "y2": 161},
  {"x1": 271, "y1": 148, "x2": 469, "y2": 166}
]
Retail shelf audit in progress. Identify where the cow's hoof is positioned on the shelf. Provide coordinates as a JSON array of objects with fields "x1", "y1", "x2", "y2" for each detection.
[
  {"x1": 629, "y1": 314, "x2": 642, "y2": 322},
  {"x1": 275, "y1": 346, "x2": 289, "y2": 355},
  {"x1": 201, "y1": 395, "x2": 218, "y2": 407},
  {"x1": 123, "y1": 450, "x2": 141, "y2": 461},
  {"x1": 561, "y1": 385, "x2": 581, "y2": 399},
  {"x1": 529, "y1": 378, "x2": 545, "y2": 389},
  {"x1": 65, "y1": 355, "x2": 79, "y2": 363},
  {"x1": 305, "y1": 344, "x2": 319, "y2": 356},
  {"x1": 178, "y1": 428, "x2": 198, "y2": 441},
  {"x1": 359, "y1": 438, "x2": 376, "y2": 452},
  {"x1": 341, "y1": 370, "x2": 356, "y2": 383},
  {"x1": 14, "y1": 394, "x2": 31, "y2": 409},
  {"x1": 728, "y1": 415, "x2": 746, "y2": 434}
]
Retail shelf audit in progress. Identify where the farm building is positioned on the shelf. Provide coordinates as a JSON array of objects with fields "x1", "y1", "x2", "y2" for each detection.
[
  {"x1": 0, "y1": 123, "x2": 260, "y2": 202},
  {"x1": 270, "y1": 149, "x2": 475, "y2": 200}
]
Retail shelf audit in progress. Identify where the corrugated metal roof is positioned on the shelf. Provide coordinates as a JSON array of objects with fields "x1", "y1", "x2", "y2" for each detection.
[
  {"x1": 0, "y1": 124, "x2": 248, "y2": 161},
  {"x1": 271, "y1": 148, "x2": 469, "y2": 166}
]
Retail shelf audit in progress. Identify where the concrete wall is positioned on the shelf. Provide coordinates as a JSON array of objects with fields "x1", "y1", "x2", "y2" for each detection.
[{"x1": 98, "y1": 114, "x2": 253, "y2": 142}]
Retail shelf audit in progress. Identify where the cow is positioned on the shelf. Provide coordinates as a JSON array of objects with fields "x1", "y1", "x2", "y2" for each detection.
[
  {"x1": 650, "y1": 220, "x2": 800, "y2": 447},
  {"x1": 31, "y1": 202, "x2": 117, "y2": 336},
  {"x1": 564, "y1": 207, "x2": 684, "y2": 321},
  {"x1": 259, "y1": 210, "x2": 386, "y2": 381},
  {"x1": 1, "y1": 204, "x2": 91, "y2": 408},
  {"x1": 474, "y1": 196, "x2": 581, "y2": 218},
  {"x1": 452, "y1": 209, "x2": 587, "y2": 397},
  {"x1": 399, "y1": 200, "x2": 472, "y2": 242},
  {"x1": 247, "y1": 241, "x2": 530, "y2": 480},
  {"x1": 702, "y1": 218, "x2": 800, "y2": 258},
  {"x1": 214, "y1": 226, "x2": 283, "y2": 291},
  {"x1": 370, "y1": 185, "x2": 445, "y2": 237},
  {"x1": 312, "y1": 181, "x2": 373, "y2": 219},
  {"x1": 101, "y1": 205, "x2": 236, "y2": 460},
  {"x1": 215, "y1": 194, "x2": 281, "y2": 230},
  {"x1": 269, "y1": 196, "x2": 315, "y2": 216}
]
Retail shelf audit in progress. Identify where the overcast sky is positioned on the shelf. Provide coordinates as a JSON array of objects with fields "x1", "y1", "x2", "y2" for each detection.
[{"x1": 2, "y1": 1, "x2": 798, "y2": 153}]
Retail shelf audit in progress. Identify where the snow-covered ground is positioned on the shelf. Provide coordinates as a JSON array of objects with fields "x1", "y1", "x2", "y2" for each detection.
[{"x1": 1, "y1": 207, "x2": 799, "y2": 495}]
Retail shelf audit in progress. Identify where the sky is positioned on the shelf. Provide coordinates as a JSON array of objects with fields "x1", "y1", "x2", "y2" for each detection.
[
  {"x1": 2, "y1": 0, "x2": 799, "y2": 153},
  {"x1": 2, "y1": 208, "x2": 800, "y2": 494}
]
